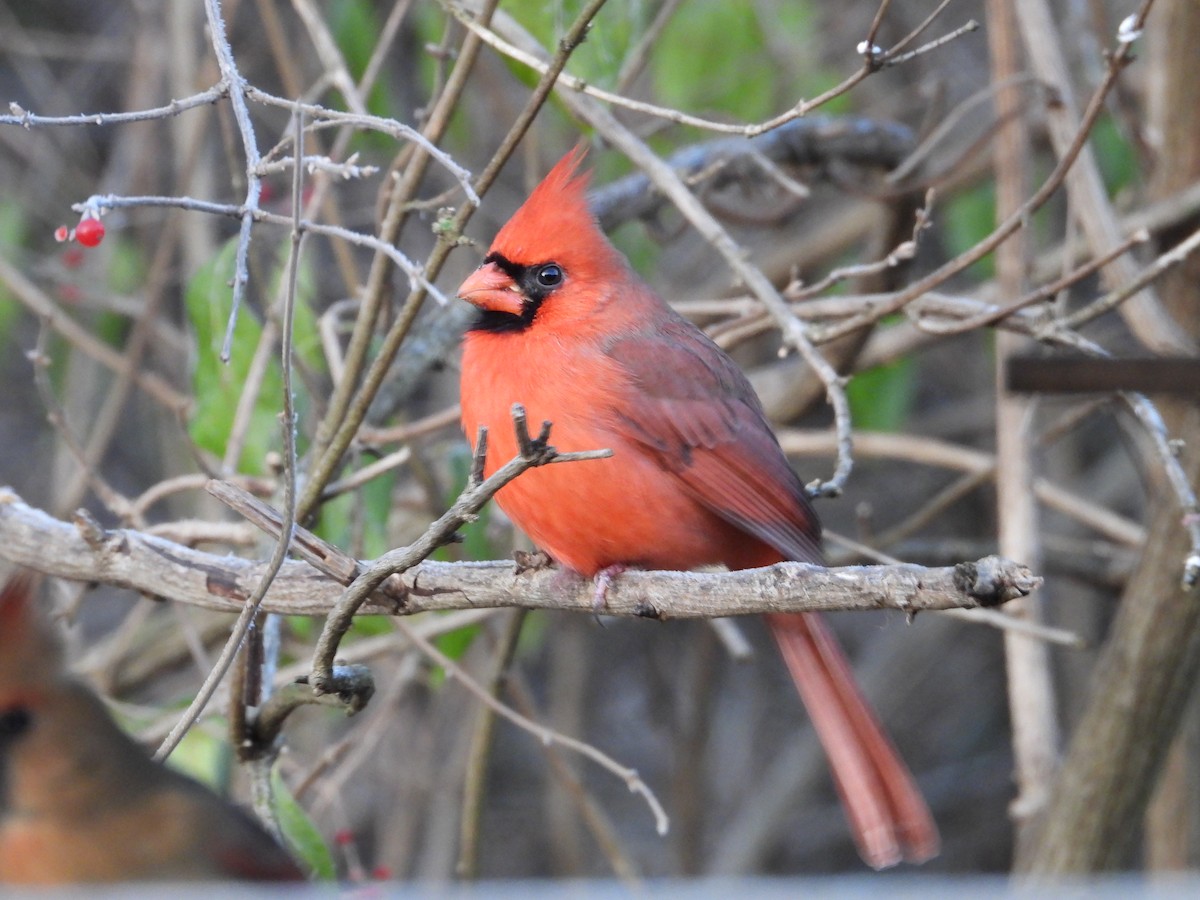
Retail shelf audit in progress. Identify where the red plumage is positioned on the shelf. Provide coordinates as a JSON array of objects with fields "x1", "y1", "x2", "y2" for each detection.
[{"x1": 457, "y1": 149, "x2": 938, "y2": 868}]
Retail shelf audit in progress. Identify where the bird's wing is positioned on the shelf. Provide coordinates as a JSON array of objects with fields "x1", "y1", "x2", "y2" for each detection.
[{"x1": 603, "y1": 318, "x2": 822, "y2": 564}]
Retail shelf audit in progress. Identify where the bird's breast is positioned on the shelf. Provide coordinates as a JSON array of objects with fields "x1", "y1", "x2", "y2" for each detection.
[{"x1": 460, "y1": 329, "x2": 751, "y2": 575}]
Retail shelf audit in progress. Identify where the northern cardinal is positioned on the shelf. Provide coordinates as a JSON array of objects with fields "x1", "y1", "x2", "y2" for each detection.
[
  {"x1": 457, "y1": 148, "x2": 938, "y2": 868},
  {"x1": 0, "y1": 574, "x2": 304, "y2": 883}
]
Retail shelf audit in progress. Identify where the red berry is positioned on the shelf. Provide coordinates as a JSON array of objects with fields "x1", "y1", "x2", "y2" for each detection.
[
  {"x1": 54, "y1": 225, "x2": 69, "y2": 242},
  {"x1": 334, "y1": 829, "x2": 355, "y2": 846},
  {"x1": 75, "y1": 218, "x2": 105, "y2": 247}
]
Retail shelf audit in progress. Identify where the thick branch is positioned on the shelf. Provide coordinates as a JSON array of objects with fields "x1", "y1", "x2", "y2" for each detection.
[{"x1": 0, "y1": 487, "x2": 1037, "y2": 620}]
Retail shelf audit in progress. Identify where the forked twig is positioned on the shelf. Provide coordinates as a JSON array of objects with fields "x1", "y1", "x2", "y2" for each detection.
[{"x1": 308, "y1": 405, "x2": 612, "y2": 693}]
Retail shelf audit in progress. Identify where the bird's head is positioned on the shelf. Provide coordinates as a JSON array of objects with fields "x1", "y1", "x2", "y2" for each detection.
[{"x1": 458, "y1": 146, "x2": 630, "y2": 333}]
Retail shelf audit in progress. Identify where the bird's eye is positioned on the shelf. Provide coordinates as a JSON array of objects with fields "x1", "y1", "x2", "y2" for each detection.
[
  {"x1": 536, "y1": 264, "x2": 563, "y2": 287},
  {"x1": 0, "y1": 706, "x2": 32, "y2": 740}
]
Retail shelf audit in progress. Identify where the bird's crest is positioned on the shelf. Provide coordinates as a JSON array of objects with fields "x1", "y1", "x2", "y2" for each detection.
[{"x1": 489, "y1": 146, "x2": 616, "y2": 274}]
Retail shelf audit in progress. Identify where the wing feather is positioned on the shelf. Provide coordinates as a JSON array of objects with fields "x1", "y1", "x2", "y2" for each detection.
[{"x1": 604, "y1": 319, "x2": 822, "y2": 564}]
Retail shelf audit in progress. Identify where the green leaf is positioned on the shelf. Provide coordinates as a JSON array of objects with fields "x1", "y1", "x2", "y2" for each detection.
[
  {"x1": 653, "y1": 2, "x2": 768, "y2": 120},
  {"x1": 287, "y1": 615, "x2": 315, "y2": 641},
  {"x1": 313, "y1": 490, "x2": 353, "y2": 549},
  {"x1": 161, "y1": 725, "x2": 227, "y2": 788},
  {"x1": 271, "y1": 762, "x2": 336, "y2": 880},
  {"x1": 184, "y1": 240, "x2": 283, "y2": 473},
  {"x1": 505, "y1": 0, "x2": 641, "y2": 88},
  {"x1": 1092, "y1": 114, "x2": 1137, "y2": 196},
  {"x1": 107, "y1": 236, "x2": 144, "y2": 295},
  {"x1": 358, "y1": 467, "x2": 397, "y2": 558},
  {"x1": 350, "y1": 614, "x2": 395, "y2": 638},
  {"x1": 290, "y1": 254, "x2": 325, "y2": 375},
  {"x1": 0, "y1": 200, "x2": 25, "y2": 249},
  {"x1": 435, "y1": 621, "x2": 482, "y2": 661},
  {"x1": 432, "y1": 447, "x2": 495, "y2": 563},
  {"x1": 310, "y1": 467, "x2": 392, "y2": 557},
  {"x1": 942, "y1": 182, "x2": 996, "y2": 280},
  {"x1": 846, "y1": 353, "x2": 916, "y2": 433},
  {"x1": 93, "y1": 308, "x2": 128, "y2": 349},
  {"x1": 430, "y1": 620, "x2": 482, "y2": 688},
  {"x1": 652, "y1": 0, "x2": 826, "y2": 122},
  {"x1": 0, "y1": 201, "x2": 27, "y2": 339}
]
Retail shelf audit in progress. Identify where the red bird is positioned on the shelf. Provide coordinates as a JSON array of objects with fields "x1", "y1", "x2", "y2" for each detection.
[
  {"x1": 0, "y1": 574, "x2": 305, "y2": 883},
  {"x1": 457, "y1": 148, "x2": 938, "y2": 868}
]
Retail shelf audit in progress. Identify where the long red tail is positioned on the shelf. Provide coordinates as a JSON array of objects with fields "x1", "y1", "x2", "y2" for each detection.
[{"x1": 764, "y1": 611, "x2": 939, "y2": 868}]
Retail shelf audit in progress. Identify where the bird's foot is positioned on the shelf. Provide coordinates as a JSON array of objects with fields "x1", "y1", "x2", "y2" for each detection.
[{"x1": 591, "y1": 564, "x2": 627, "y2": 614}]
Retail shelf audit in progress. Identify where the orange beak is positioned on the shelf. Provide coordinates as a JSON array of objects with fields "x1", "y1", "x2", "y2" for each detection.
[{"x1": 457, "y1": 261, "x2": 525, "y2": 317}]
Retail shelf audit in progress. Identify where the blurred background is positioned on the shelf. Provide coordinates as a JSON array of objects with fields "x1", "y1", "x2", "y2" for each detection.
[{"x1": 0, "y1": 0, "x2": 1197, "y2": 883}]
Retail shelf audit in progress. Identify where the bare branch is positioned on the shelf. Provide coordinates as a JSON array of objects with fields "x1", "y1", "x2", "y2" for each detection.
[
  {"x1": 70, "y1": 192, "x2": 445, "y2": 304},
  {"x1": 201, "y1": 0, "x2": 263, "y2": 361},
  {"x1": 811, "y1": 19, "x2": 1159, "y2": 346},
  {"x1": 153, "y1": 108, "x2": 310, "y2": 762},
  {"x1": 445, "y1": 0, "x2": 974, "y2": 137},
  {"x1": 0, "y1": 83, "x2": 229, "y2": 126},
  {"x1": 308, "y1": 406, "x2": 614, "y2": 694},
  {"x1": 0, "y1": 486, "x2": 1039, "y2": 621}
]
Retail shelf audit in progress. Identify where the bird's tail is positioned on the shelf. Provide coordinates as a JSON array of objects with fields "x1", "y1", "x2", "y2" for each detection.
[{"x1": 764, "y1": 611, "x2": 939, "y2": 869}]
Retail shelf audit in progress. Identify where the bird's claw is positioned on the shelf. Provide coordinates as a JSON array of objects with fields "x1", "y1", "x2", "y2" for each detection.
[{"x1": 592, "y1": 564, "x2": 627, "y2": 614}]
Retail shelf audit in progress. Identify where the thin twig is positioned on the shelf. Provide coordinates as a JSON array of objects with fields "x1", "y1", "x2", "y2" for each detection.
[
  {"x1": 1120, "y1": 393, "x2": 1200, "y2": 589},
  {"x1": 72, "y1": 192, "x2": 444, "y2": 303},
  {"x1": 777, "y1": 427, "x2": 1145, "y2": 548},
  {"x1": 861, "y1": 0, "x2": 895, "y2": 54},
  {"x1": 320, "y1": 447, "x2": 413, "y2": 500},
  {"x1": 392, "y1": 612, "x2": 671, "y2": 836},
  {"x1": 503, "y1": 671, "x2": 642, "y2": 883},
  {"x1": 989, "y1": 0, "x2": 1060, "y2": 843},
  {"x1": 445, "y1": 0, "x2": 973, "y2": 138},
  {"x1": 358, "y1": 404, "x2": 462, "y2": 445},
  {"x1": 152, "y1": 107, "x2": 307, "y2": 762},
  {"x1": 1013, "y1": 0, "x2": 1187, "y2": 354},
  {"x1": 246, "y1": 88, "x2": 478, "y2": 204},
  {"x1": 885, "y1": 19, "x2": 980, "y2": 67},
  {"x1": 1060, "y1": 223, "x2": 1200, "y2": 332},
  {"x1": 201, "y1": 0, "x2": 263, "y2": 361},
  {"x1": 297, "y1": 0, "x2": 504, "y2": 520},
  {"x1": 457, "y1": 611, "x2": 526, "y2": 878},
  {"x1": 790, "y1": 192, "x2": 935, "y2": 300},
  {"x1": 0, "y1": 83, "x2": 229, "y2": 126},
  {"x1": 887, "y1": 73, "x2": 1044, "y2": 186},
  {"x1": 810, "y1": 21, "x2": 1152, "y2": 345},
  {"x1": 28, "y1": 324, "x2": 134, "y2": 521},
  {"x1": 922, "y1": 229, "x2": 1151, "y2": 335},
  {"x1": 308, "y1": 407, "x2": 612, "y2": 692}
]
